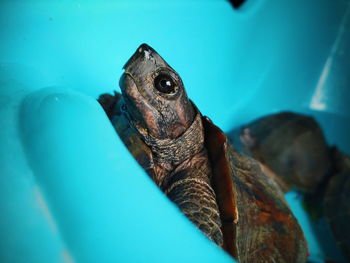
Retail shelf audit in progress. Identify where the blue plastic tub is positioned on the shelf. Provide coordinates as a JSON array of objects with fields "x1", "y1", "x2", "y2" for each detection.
[{"x1": 1, "y1": 1, "x2": 349, "y2": 262}]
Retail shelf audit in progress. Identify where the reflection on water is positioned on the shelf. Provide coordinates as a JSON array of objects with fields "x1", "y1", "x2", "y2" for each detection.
[{"x1": 310, "y1": 2, "x2": 350, "y2": 118}]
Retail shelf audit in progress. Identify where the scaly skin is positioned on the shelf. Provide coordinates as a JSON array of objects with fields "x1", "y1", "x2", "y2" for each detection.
[{"x1": 160, "y1": 133, "x2": 223, "y2": 245}]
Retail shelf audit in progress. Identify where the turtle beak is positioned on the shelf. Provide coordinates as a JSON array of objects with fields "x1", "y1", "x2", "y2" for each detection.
[
  {"x1": 123, "y1": 43, "x2": 157, "y2": 72},
  {"x1": 120, "y1": 43, "x2": 160, "y2": 102}
]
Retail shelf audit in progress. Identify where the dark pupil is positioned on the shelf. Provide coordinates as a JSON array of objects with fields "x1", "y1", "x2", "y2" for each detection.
[{"x1": 154, "y1": 74, "x2": 175, "y2": 94}]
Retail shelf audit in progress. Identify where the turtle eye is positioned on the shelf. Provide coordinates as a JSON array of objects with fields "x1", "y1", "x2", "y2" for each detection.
[{"x1": 154, "y1": 74, "x2": 176, "y2": 94}]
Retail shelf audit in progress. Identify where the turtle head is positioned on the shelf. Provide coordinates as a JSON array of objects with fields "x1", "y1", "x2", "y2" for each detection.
[{"x1": 120, "y1": 43, "x2": 195, "y2": 139}]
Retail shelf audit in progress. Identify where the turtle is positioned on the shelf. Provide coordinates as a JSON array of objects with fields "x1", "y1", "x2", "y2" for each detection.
[
  {"x1": 98, "y1": 44, "x2": 307, "y2": 262},
  {"x1": 229, "y1": 112, "x2": 350, "y2": 261},
  {"x1": 324, "y1": 147, "x2": 350, "y2": 261},
  {"x1": 229, "y1": 112, "x2": 331, "y2": 193}
]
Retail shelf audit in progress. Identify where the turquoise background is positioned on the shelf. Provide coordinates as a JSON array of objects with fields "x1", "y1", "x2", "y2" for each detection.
[{"x1": 1, "y1": 0, "x2": 349, "y2": 262}]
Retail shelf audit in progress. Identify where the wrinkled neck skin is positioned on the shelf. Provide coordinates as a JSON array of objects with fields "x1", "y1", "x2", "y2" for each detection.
[{"x1": 123, "y1": 95, "x2": 202, "y2": 186}]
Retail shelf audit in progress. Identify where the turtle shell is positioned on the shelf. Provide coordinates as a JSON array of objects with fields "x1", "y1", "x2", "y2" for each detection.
[
  {"x1": 231, "y1": 111, "x2": 331, "y2": 193},
  {"x1": 203, "y1": 117, "x2": 307, "y2": 263},
  {"x1": 324, "y1": 148, "x2": 350, "y2": 261}
]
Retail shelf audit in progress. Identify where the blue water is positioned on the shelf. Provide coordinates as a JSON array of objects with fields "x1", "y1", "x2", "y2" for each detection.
[{"x1": 1, "y1": 1, "x2": 350, "y2": 262}]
